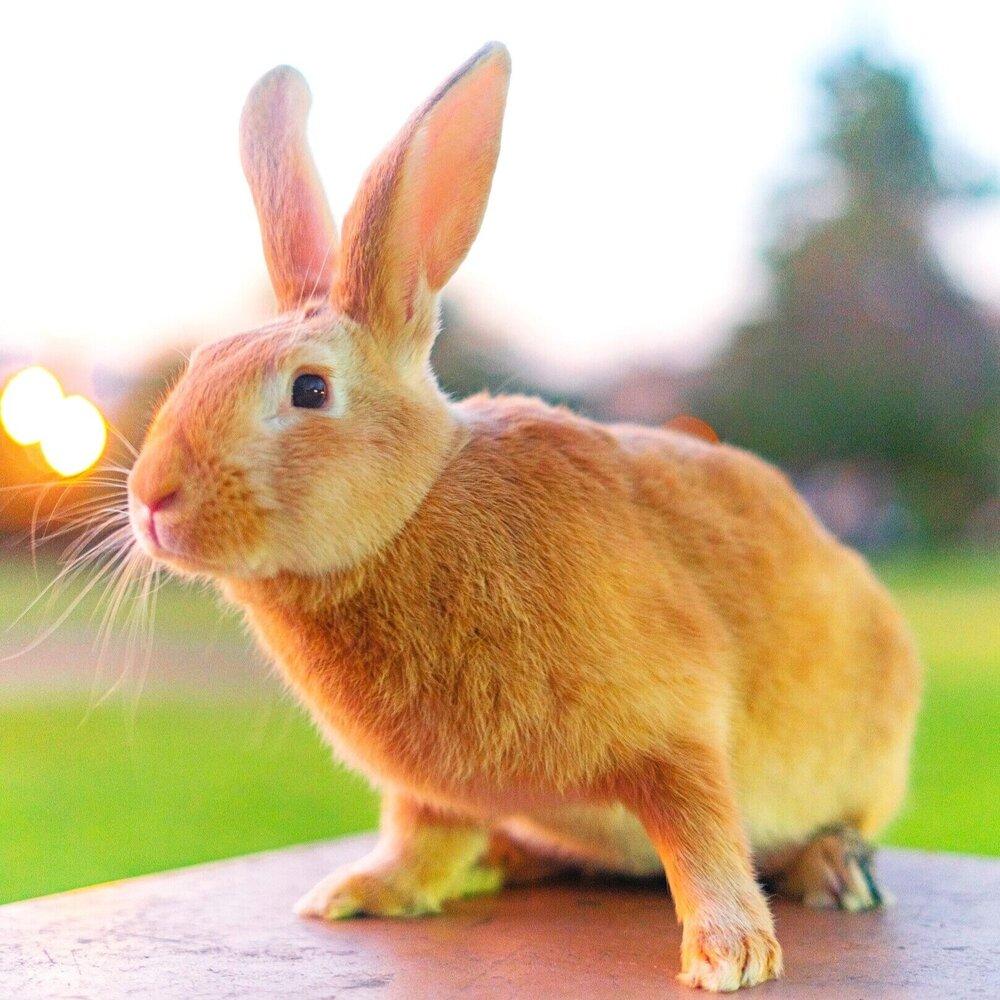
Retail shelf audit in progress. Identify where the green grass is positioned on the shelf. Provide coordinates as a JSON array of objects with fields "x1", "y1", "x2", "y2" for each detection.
[
  {"x1": 0, "y1": 549, "x2": 996, "y2": 904},
  {"x1": 875, "y1": 550, "x2": 1000, "y2": 855},
  {"x1": 0, "y1": 696, "x2": 378, "y2": 903}
]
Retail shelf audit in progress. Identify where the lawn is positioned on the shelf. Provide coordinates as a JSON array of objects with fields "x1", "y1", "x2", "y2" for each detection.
[
  {"x1": 0, "y1": 698, "x2": 378, "y2": 904},
  {"x1": 872, "y1": 552, "x2": 999, "y2": 855},
  {"x1": 0, "y1": 549, "x2": 996, "y2": 904}
]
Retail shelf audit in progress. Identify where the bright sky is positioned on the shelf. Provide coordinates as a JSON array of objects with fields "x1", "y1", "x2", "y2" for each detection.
[{"x1": 1, "y1": 1, "x2": 997, "y2": 383}]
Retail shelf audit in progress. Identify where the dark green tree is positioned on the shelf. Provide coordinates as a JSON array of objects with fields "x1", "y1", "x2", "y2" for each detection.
[{"x1": 697, "y1": 50, "x2": 999, "y2": 540}]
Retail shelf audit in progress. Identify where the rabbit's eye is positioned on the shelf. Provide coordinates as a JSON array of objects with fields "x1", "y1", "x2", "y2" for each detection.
[{"x1": 291, "y1": 373, "x2": 329, "y2": 409}]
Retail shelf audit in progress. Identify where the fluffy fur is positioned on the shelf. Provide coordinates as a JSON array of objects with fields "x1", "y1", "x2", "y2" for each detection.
[{"x1": 128, "y1": 43, "x2": 921, "y2": 992}]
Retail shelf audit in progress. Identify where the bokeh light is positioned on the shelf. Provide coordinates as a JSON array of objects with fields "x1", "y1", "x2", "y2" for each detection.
[
  {"x1": 1, "y1": 366, "x2": 107, "y2": 477},
  {"x1": 0, "y1": 365, "x2": 64, "y2": 444},
  {"x1": 39, "y1": 395, "x2": 107, "y2": 478}
]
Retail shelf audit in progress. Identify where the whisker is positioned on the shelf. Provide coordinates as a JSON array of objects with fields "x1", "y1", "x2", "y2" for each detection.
[
  {"x1": 38, "y1": 495, "x2": 127, "y2": 533},
  {"x1": 37, "y1": 489, "x2": 126, "y2": 538},
  {"x1": 7, "y1": 522, "x2": 134, "y2": 634},
  {"x1": 1, "y1": 542, "x2": 135, "y2": 663},
  {"x1": 88, "y1": 545, "x2": 149, "y2": 708},
  {"x1": 0, "y1": 478, "x2": 123, "y2": 493},
  {"x1": 138, "y1": 566, "x2": 163, "y2": 707},
  {"x1": 104, "y1": 421, "x2": 139, "y2": 460},
  {"x1": 36, "y1": 493, "x2": 128, "y2": 534},
  {"x1": 0, "y1": 471, "x2": 128, "y2": 574},
  {"x1": 45, "y1": 517, "x2": 131, "y2": 579},
  {"x1": 33, "y1": 514, "x2": 129, "y2": 552},
  {"x1": 90, "y1": 548, "x2": 163, "y2": 715},
  {"x1": 124, "y1": 558, "x2": 160, "y2": 720},
  {"x1": 92, "y1": 542, "x2": 142, "y2": 638}
]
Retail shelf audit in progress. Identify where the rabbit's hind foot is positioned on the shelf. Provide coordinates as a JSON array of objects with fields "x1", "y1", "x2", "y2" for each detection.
[{"x1": 767, "y1": 824, "x2": 892, "y2": 912}]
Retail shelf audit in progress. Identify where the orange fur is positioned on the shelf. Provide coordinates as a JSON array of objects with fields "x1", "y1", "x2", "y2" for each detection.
[
  {"x1": 127, "y1": 44, "x2": 921, "y2": 992},
  {"x1": 334, "y1": 44, "x2": 509, "y2": 349},
  {"x1": 241, "y1": 66, "x2": 338, "y2": 309}
]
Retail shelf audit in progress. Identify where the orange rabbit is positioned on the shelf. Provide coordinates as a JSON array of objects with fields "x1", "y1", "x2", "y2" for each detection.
[{"x1": 128, "y1": 44, "x2": 921, "y2": 991}]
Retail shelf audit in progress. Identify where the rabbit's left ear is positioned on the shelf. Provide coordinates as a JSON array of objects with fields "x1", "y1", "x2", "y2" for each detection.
[
  {"x1": 241, "y1": 66, "x2": 338, "y2": 311},
  {"x1": 334, "y1": 43, "x2": 510, "y2": 363}
]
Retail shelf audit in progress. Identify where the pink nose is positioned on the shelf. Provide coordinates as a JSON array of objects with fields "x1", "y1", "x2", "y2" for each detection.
[{"x1": 142, "y1": 489, "x2": 179, "y2": 548}]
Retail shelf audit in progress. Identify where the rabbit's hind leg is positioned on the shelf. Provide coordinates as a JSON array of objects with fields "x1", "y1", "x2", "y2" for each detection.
[
  {"x1": 485, "y1": 830, "x2": 580, "y2": 886},
  {"x1": 764, "y1": 825, "x2": 890, "y2": 912}
]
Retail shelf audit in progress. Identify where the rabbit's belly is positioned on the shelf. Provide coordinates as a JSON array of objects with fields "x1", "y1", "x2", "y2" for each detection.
[{"x1": 500, "y1": 803, "x2": 662, "y2": 876}]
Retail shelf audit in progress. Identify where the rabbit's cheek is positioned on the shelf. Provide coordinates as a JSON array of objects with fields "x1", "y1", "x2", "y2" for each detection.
[
  {"x1": 133, "y1": 462, "x2": 266, "y2": 576},
  {"x1": 196, "y1": 473, "x2": 267, "y2": 564}
]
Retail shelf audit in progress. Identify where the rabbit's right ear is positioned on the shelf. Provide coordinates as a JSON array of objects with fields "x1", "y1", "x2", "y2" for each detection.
[
  {"x1": 333, "y1": 43, "x2": 510, "y2": 366},
  {"x1": 240, "y1": 66, "x2": 338, "y2": 311}
]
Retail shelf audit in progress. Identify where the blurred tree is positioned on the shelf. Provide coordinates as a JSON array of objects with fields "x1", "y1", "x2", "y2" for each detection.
[
  {"x1": 432, "y1": 299, "x2": 585, "y2": 410},
  {"x1": 112, "y1": 351, "x2": 187, "y2": 453},
  {"x1": 697, "y1": 50, "x2": 999, "y2": 540}
]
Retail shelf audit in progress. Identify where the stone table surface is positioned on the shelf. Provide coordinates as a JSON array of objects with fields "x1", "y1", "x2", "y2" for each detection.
[{"x1": 1, "y1": 835, "x2": 997, "y2": 999}]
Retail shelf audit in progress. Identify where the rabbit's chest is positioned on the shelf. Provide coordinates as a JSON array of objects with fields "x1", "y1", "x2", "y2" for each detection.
[
  {"x1": 268, "y1": 618, "x2": 495, "y2": 777},
  {"x1": 238, "y1": 563, "x2": 635, "y2": 804},
  {"x1": 269, "y1": 616, "x2": 584, "y2": 804}
]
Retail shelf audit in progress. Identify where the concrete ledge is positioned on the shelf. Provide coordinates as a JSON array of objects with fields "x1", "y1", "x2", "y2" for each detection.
[{"x1": 1, "y1": 836, "x2": 997, "y2": 998}]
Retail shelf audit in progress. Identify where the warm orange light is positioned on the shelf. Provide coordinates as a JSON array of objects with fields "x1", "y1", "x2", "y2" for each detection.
[
  {"x1": 39, "y1": 395, "x2": 108, "y2": 477},
  {"x1": 1, "y1": 366, "x2": 107, "y2": 477},
  {"x1": 0, "y1": 365, "x2": 64, "y2": 444}
]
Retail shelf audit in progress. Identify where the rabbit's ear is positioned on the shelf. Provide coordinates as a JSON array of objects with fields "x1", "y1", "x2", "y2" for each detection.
[
  {"x1": 241, "y1": 66, "x2": 338, "y2": 311},
  {"x1": 334, "y1": 43, "x2": 510, "y2": 361}
]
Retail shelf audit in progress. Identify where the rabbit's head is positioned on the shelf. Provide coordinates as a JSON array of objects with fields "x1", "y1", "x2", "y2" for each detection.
[{"x1": 127, "y1": 44, "x2": 510, "y2": 579}]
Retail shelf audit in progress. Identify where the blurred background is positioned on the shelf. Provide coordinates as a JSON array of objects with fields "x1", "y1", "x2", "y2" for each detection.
[{"x1": 1, "y1": 2, "x2": 997, "y2": 903}]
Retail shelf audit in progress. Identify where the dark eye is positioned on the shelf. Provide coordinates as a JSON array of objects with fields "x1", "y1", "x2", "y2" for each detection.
[{"x1": 291, "y1": 373, "x2": 329, "y2": 409}]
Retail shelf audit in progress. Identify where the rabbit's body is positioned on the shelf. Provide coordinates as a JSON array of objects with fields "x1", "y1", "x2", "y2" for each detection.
[
  {"x1": 234, "y1": 393, "x2": 917, "y2": 870},
  {"x1": 129, "y1": 46, "x2": 921, "y2": 990}
]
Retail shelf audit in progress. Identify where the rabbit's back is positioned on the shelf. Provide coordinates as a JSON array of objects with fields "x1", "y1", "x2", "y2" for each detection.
[{"x1": 447, "y1": 394, "x2": 920, "y2": 843}]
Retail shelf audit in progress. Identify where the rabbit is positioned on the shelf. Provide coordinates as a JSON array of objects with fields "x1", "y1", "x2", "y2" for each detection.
[{"x1": 127, "y1": 43, "x2": 921, "y2": 992}]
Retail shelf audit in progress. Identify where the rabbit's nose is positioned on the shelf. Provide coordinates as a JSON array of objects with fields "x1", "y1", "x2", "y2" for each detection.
[
  {"x1": 128, "y1": 429, "x2": 191, "y2": 551},
  {"x1": 147, "y1": 488, "x2": 179, "y2": 515},
  {"x1": 129, "y1": 469, "x2": 181, "y2": 516},
  {"x1": 128, "y1": 434, "x2": 184, "y2": 511},
  {"x1": 134, "y1": 486, "x2": 180, "y2": 549}
]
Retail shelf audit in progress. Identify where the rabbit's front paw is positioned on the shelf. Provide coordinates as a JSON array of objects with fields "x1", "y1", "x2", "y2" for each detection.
[
  {"x1": 678, "y1": 917, "x2": 783, "y2": 992},
  {"x1": 295, "y1": 863, "x2": 440, "y2": 920},
  {"x1": 295, "y1": 856, "x2": 503, "y2": 921}
]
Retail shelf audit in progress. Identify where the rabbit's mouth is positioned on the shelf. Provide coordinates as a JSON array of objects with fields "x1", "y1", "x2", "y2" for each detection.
[
  {"x1": 127, "y1": 490, "x2": 222, "y2": 576},
  {"x1": 131, "y1": 491, "x2": 171, "y2": 550},
  {"x1": 130, "y1": 515, "x2": 231, "y2": 577},
  {"x1": 127, "y1": 488, "x2": 272, "y2": 580},
  {"x1": 126, "y1": 440, "x2": 271, "y2": 577},
  {"x1": 129, "y1": 495, "x2": 194, "y2": 568}
]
